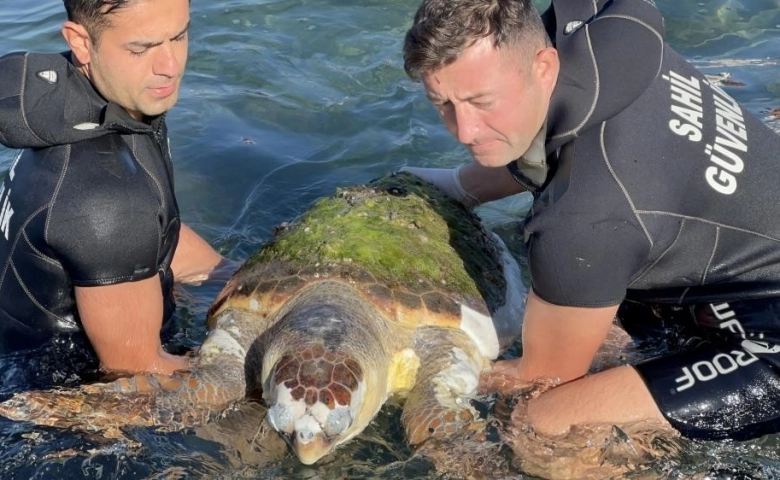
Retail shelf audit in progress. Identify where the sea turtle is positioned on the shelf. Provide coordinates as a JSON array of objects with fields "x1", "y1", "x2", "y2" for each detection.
[{"x1": 0, "y1": 172, "x2": 525, "y2": 465}]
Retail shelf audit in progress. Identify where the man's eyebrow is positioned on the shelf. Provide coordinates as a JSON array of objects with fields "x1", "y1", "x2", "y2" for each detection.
[
  {"x1": 427, "y1": 91, "x2": 491, "y2": 104},
  {"x1": 461, "y1": 91, "x2": 492, "y2": 102},
  {"x1": 172, "y1": 22, "x2": 191, "y2": 39},
  {"x1": 125, "y1": 22, "x2": 191, "y2": 49}
]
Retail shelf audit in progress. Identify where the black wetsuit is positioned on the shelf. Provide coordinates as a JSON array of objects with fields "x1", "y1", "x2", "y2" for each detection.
[
  {"x1": 0, "y1": 52, "x2": 180, "y2": 375},
  {"x1": 510, "y1": 0, "x2": 780, "y2": 439}
]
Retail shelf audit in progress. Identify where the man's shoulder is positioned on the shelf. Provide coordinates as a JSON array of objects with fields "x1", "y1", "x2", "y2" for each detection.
[{"x1": 58, "y1": 134, "x2": 159, "y2": 200}]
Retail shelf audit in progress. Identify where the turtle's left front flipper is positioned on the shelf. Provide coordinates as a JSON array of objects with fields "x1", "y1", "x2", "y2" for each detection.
[
  {"x1": 0, "y1": 360, "x2": 247, "y2": 436},
  {"x1": 401, "y1": 327, "x2": 490, "y2": 446}
]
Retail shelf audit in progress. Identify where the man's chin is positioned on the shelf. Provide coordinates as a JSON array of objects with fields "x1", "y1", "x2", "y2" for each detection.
[
  {"x1": 140, "y1": 96, "x2": 179, "y2": 118},
  {"x1": 471, "y1": 153, "x2": 513, "y2": 168}
]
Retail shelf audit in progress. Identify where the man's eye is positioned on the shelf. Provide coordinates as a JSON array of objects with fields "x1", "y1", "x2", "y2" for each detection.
[{"x1": 129, "y1": 49, "x2": 147, "y2": 57}]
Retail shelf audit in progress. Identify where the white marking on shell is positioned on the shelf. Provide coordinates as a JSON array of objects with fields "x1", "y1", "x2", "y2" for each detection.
[
  {"x1": 249, "y1": 299, "x2": 260, "y2": 311},
  {"x1": 199, "y1": 329, "x2": 247, "y2": 363},
  {"x1": 459, "y1": 232, "x2": 526, "y2": 358}
]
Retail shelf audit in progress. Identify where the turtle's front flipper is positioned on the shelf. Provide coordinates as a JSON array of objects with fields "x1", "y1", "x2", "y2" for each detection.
[
  {"x1": 0, "y1": 308, "x2": 264, "y2": 435},
  {"x1": 401, "y1": 328, "x2": 488, "y2": 446},
  {"x1": 0, "y1": 361, "x2": 246, "y2": 435}
]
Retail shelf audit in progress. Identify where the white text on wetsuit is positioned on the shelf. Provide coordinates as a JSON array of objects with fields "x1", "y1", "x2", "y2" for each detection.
[
  {"x1": 0, "y1": 151, "x2": 19, "y2": 241},
  {"x1": 674, "y1": 302, "x2": 759, "y2": 392},
  {"x1": 663, "y1": 70, "x2": 748, "y2": 195}
]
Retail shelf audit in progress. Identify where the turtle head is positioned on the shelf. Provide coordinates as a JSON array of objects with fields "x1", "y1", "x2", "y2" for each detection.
[{"x1": 264, "y1": 348, "x2": 384, "y2": 464}]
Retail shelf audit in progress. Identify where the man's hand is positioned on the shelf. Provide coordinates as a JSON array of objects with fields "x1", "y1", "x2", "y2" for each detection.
[
  {"x1": 480, "y1": 290, "x2": 618, "y2": 394},
  {"x1": 478, "y1": 292, "x2": 669, "y2": 436},
  {"x1": 401, "y1": 161, "x2": 527, "y2": 208}
]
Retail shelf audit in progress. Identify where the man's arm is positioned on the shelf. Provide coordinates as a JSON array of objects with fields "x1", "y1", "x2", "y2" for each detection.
[
  {"x1": 172, "y1": 223, "x2": 237, "y2": 284},
  {"x1": 483, "y1": 291, "x2": 667, "y2": 435},
  {"x1": 76, "y1": 224, "x2": 234, "y2": 375},
  {"x1": 75, "y1": 275, "x2": 188, "y2": 375},
  {"x1": 486, "y1": 290, "x2": 617, "y2": 387},
  {"x1": 458, "y1": 161, "x2": 527, "y2": 204},
  {"x1": 401, "y1": 161, "x2": 527, "y2": 208}
]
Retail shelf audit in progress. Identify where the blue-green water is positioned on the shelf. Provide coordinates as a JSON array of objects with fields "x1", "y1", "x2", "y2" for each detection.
[{"x1": 0, "y1": 0, "x2": 778, "y2": 478}]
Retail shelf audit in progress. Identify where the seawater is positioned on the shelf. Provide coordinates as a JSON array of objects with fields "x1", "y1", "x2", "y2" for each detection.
[{"x1": 0, "y1": 0, "x2": 778, "y2": 478}]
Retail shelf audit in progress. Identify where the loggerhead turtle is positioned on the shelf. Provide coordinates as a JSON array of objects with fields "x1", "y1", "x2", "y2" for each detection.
[{"x1": 0, "y1": 172, "x2": 525, "y2": 464}]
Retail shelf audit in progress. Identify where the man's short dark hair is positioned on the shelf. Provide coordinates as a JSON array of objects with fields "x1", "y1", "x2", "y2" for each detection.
[
  {"x1": 403, "y1": 0, "x2": 549, "y2": 81},
  {"x1": 62, "y1": 0, "x2": 134, "y2": 42}
]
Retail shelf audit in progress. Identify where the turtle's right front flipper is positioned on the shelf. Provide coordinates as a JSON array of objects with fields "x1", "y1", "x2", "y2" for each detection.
[
  {"x1": 401, "y1": 327, "x2": 489, "y2": 446},
  {"x1": 0, "y1": 308, "x2": 261, "y2": 435},
  {"x1": 0, "y1": 359, "x2": 246, "y2": 435}
]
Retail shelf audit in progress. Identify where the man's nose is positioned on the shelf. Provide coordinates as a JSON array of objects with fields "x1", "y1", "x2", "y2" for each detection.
[
  {"x1": 452, "y1": 104, "x2": 480, "y2": 145},
  {"x1": 153, "y1": 43, "x2": 182, "y2": 78}
]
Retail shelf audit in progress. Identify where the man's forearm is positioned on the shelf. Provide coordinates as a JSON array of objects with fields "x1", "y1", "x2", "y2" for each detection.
[
  {"x1": 172, "y1": 223, "x2": 225, "y2": 284},
  {"x1": 458, "y1": 161, "x2": 527, "y2": 203}
]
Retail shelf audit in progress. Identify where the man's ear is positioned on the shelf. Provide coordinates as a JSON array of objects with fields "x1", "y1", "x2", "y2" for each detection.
[
  {"x1": 62, "y1": 21, "x2": 93, "y2": 66},
  {"x1": 533, "y1": 46, "x2": 560, "y2": 95}
]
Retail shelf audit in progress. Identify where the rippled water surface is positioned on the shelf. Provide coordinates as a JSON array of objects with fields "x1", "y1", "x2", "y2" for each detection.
[{"x1": 0, "y1": 0, "x2": 778, "y2": 478}]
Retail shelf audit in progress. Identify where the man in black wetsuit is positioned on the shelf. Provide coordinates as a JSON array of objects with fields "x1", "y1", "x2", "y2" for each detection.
[
  {"x1": 402, "y1": 0, "x2": 780, "y2": 441},
  {"x1": 0, "y1": 0, "x2": 232, "y2": 383}
]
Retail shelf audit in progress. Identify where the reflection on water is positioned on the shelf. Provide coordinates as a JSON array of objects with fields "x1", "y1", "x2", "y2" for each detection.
[{"x1": 0, "y1": 0, "x2": 778, "y2": 478}]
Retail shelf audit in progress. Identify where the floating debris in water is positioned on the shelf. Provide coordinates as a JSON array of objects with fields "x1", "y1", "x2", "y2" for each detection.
[{"x1": 705, "y1": 72, "x2": 746, "y2": 87}]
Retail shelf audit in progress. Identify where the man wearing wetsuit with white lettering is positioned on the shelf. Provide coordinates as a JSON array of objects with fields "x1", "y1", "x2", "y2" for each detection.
[
  {"x1": 402, "y1": 0, "x2": 780, "y2": 441},
  {"x1": 0, "y1": 0, "x2": 235, "y2": 387}
]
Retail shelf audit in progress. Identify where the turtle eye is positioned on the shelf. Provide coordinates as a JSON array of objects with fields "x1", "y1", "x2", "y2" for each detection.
[
  {"x1": 268, "y1": 403, "x2": 295, "y2": 434},
  {"x1": 322, "y1": 407, "x2": 352, "y2": 436}
]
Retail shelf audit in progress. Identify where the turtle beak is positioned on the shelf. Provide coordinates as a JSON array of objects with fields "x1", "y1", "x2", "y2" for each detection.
[
  {"x1": 268, "y1": 403, "x2": 341, "y2": 464},
  {"x1": 293, "y1": 431, "x2": 335, "y2": 465}
]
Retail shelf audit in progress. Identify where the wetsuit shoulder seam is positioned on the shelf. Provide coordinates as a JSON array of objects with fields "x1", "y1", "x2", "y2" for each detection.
[
  {"x1": 128, "y1": 134, "x2": 166, "y2": 262},
  {"x1": 549, "y1": 11, "x2": 665, "y2": 143},
  {"x1": 18, "y1": 52, "x2": 49, "y2": 147},
  {"x1": 635, "y1": 210, "x2": 780, "y2": 243},
  {"x1": 596, "y1": 14, "x2": 664, "y2": 43},
  {"x1": 701, "y1": 226, "x2": 721, "y2": 285},
  {"x1": 9, "y1": 259, "x2": 66, "y2": 322},
  {"x1": 44, "y1": 144, "x2": 71, "y2": 246},
  {"x1": 23, "y1": 228, "x2": 60, "y2": 268},
  {"x1": 0, "y1": 203, "x2": 50, "y2": 293},
  {"x1": 630, "y1": 218, "x2": 687, "y2": 287},
  {"x1": 598, "y1": 121, "x2": 654, "y2": 247},
  {"x1": 549, "y1": 25, "x2": 600, "y2": 141}
]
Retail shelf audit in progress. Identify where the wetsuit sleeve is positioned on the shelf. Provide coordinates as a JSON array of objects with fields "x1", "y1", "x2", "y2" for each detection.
[
  {"x1": 524, "y1": 131, "x2": 654, "y2": 307},
  {"x1": 527, "y1": 211, "x2": 650, "y2": 307},
  {"x1": 46, "y1": 135, "x2": 165, "y2": 286},
  {"x1": 546, "y1": 0, "x2": 666, "y2": 149}
]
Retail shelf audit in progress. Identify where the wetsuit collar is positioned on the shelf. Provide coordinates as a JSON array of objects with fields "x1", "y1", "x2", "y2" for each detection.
[{"x1": 511, "y1": 125, "x2": 548, "y2": 187}]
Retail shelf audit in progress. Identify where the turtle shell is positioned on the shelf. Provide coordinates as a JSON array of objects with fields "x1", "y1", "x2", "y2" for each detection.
[{"x1": 208, "y1": 172, "x2": 510, "y2": 332}]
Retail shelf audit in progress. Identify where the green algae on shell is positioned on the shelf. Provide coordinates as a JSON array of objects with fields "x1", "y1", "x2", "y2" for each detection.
[{"x1": 237, "y1": 172, "x2": 507, "y2": 308}]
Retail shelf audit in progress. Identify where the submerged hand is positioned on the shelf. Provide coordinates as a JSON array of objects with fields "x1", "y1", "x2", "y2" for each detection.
[
  {"x1": 399, "y1": 165, "x2": 481, "y2": 209},
  {"x1": 479, "y1": 358, "x2": 531, "y2": 395}
]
